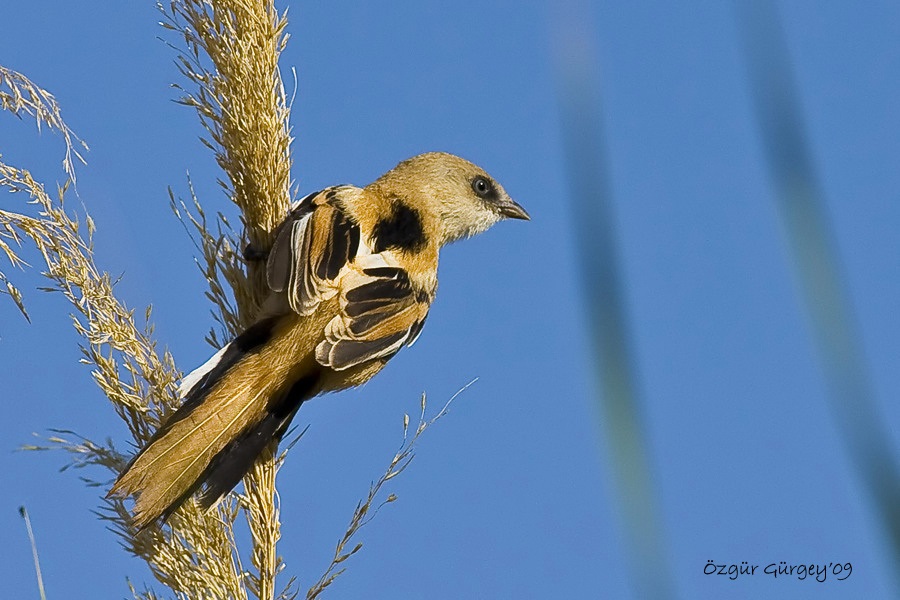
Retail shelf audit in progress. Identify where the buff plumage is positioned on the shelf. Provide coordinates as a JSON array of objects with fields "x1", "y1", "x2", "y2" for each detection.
[{"x1": 108, "y1": 152, "x2": 529, "y2": 529}]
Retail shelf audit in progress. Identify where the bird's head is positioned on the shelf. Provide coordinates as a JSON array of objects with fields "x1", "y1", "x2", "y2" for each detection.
[{"x1": 370, "y1": 152, "x2": 529, "y2": 247}]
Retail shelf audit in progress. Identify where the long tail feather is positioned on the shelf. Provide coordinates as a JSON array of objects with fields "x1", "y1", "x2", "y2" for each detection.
[
  {"x1": 108, "y1": 316, "x2": 313, "y2": 529},
  {"x1": 198, "y1": 374, "x2": 318, "y2": 510}
]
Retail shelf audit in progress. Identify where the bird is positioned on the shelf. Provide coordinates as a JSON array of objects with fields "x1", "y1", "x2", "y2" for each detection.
[{"x1": 108, "y1": 152, "x2": 529, "y2": 529}]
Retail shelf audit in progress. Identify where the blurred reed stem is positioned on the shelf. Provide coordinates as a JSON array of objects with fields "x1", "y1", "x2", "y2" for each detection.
[
  {"x1": 555, "y1": 16, "x2": 677, "y2": 600},
  {"x1": 739, "y1": 0, "x2": 900, "y2": 590}
]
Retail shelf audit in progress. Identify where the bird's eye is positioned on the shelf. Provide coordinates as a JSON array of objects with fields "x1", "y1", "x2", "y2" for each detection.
[{"x1": 471, "y1": 176, "x2": 494, "y2": 198}]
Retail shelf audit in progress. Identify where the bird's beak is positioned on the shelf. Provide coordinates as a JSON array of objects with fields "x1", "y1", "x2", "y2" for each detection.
[{"x1": 497, "y1": 198, "x2": 530, "y2": 221}]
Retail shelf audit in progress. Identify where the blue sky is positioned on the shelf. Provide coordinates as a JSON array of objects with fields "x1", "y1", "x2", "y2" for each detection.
[{"x1": 2, "y1": 2, "x2": 899, "y2": 599}]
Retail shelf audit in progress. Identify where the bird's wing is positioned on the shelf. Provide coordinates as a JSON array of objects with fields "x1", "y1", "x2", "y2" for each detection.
[
  {"x1": 266, "y1": 188, "x2": 361, "y2": 315},
  {"x1": 180, "y1": 188, "x2": 361, "y2": 397},
  {"x1": 316, "y1": 262, "x2": 430, "y2": 370},
  {"x1": 266, "y1": 187, "x2": 430, "y2": 370}
]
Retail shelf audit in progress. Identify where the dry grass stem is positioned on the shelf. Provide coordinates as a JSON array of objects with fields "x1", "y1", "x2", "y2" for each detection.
[
  {"x1": 1, "y1": 68, "x2": 248, "y2": 597},
  {"x1": 160, "y1": 0, "x2": 293, "y2": 323},
  {"x1": 0, "y1": 65, "x2": 88, "y2": 184},
  {"x1": 170, "y1": 181, "x2": 245, "y2": 348},
  {"x1": 159, "y1": 1, "x2": 294, "y2": 596},
  {"x1": 5, "y1": 3, "x2": 466, "y2": 597},
  {"x1": 307, "y1": 380, "x2": 477, "y2": 600},
  {"x1": 19, "y1": 506, "x2": 47, "y2": 600}
]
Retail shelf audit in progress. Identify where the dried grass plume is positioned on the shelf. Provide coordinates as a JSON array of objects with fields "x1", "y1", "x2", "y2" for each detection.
[{"x1": 2, "y1": 2, "x2": 466, "y2": 598}]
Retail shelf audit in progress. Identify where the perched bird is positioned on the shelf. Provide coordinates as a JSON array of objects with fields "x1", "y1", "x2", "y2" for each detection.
[{"x1": 109, "y1": 152, "x2": 529, "y2": 528}]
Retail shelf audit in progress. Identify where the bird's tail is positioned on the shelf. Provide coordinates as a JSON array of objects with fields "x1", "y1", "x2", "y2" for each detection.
[{"x1": 109, "y1": 317, "x2": 318, "y2": 529}]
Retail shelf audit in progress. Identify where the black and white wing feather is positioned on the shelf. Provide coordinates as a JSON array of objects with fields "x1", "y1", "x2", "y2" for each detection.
[
  {"x1": 317, "y1": 262, "x2": 430, "y2": 371},
  {"x1": 265, "y1": 186, "x2": 431, "y2": 371},
  {"x1": 266, "y1": 188, "x2": 361, "y2": 315}
]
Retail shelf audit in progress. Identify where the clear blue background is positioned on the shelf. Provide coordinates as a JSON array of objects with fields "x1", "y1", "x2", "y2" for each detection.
[{"x1": 1, "y1": 2, "x2": 899, "y2": 599}]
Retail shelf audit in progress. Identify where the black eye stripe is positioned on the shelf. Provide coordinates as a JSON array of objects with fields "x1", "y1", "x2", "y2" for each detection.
[{"x1": 471, "y1": 176, "x2": 497, "y2": 200}]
